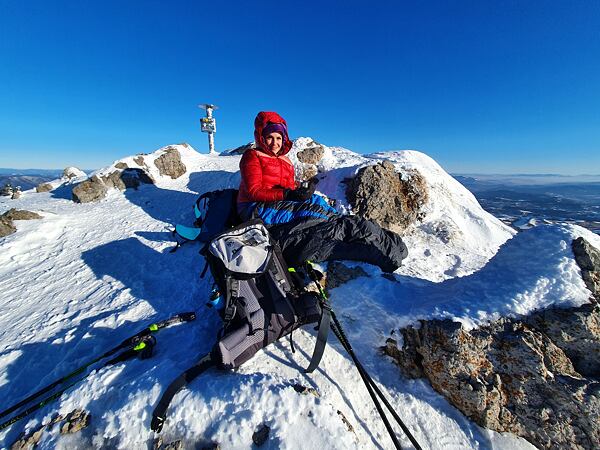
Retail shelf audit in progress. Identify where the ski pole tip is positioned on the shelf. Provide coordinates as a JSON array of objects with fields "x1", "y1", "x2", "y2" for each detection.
[{"x1": 151, "y1": 414, "x2": 165, "y2": 433}]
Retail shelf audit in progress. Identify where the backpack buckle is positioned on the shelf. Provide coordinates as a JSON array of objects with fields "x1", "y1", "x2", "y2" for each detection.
[{"x1": 223, "y1": 304, "x2": 237, "y2": 323}]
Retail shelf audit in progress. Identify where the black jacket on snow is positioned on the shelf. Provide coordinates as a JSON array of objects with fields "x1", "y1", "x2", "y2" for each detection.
[{"x1": 269, "y1": 216, "x2": 408, "y2": 273}]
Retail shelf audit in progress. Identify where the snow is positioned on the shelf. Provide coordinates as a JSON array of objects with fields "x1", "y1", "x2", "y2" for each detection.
[{"x1": 0, "y1": 141, "x2": 597, "y2": 449}]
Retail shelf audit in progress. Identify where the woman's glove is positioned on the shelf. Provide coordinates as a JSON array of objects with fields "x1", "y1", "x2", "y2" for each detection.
[{"x1": 284, "y1": 177, "x2": 318, "y2": 202}]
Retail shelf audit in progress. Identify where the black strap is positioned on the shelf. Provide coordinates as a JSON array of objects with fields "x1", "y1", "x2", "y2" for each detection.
[
  {"x1": 151, "y1": 353, "x2": 215, "y2": 433},
  {"x1": 304, "y1": 305, "x2": 331, "y2": 373}
]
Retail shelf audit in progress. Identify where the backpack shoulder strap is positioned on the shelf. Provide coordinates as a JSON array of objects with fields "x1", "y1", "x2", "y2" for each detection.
[{"x1": 151, "y1": 352, "x2": 215, "y2": 433}]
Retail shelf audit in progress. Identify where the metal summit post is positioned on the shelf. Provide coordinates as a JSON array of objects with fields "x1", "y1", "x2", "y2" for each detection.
[{"x1": 198, "y1": 103, "x2": 218, "y2": 155}]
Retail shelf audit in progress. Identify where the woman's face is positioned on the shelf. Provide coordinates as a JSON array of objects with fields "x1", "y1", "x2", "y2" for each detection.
[{"x1": 264, "y1": 132, "x2": 283, "y2": 154}]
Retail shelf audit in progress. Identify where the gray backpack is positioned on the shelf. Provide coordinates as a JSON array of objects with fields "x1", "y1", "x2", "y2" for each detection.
[
  {"x1": 151, "y1": 219, "x2": 323, "y2": 432},
  {"x1": 208, "y1": 219, "x2": 322, "y2": 368}
]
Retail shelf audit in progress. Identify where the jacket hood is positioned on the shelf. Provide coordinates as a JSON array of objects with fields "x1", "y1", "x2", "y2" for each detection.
[{"x1": 254, "y1": 111, "x2": 293, "y2": 157}]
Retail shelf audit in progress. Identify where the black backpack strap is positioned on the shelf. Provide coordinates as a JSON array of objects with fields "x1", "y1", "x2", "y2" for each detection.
[
  {"x1": 151, "y1": 353, "x2": 215, "y2": 433},
  {"x1": 304, "y1": 303, "x2": 331, "y2": 373}
]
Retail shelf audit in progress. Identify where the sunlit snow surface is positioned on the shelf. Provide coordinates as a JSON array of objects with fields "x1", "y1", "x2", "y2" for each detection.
[{"x1": 1, "y1": 142, "x2": 597, "y2": 449}]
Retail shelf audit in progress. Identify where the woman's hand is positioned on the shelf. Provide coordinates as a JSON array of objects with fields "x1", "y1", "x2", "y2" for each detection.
[{"x1": 284, "y1": 177, "x2": 318, "y2": 202}]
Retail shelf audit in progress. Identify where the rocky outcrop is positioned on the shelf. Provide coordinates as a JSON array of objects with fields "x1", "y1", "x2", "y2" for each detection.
[
  {"x1": 346, "y1": 161, "x2": 428, "y2": 231},
  {"x1": 384, "y1": 238, "x2": 600, "y2": 449},
  {"x1": 3, "y1": 209, "x2": 42, "y2": 221},
  {"x1": 0, "y1": 209, "x2": 41, "y2": 237},
  {"x1": 154, "y1": 147, "x2": 186, "y2": 179},
  {"x1": 573, "y1": 237, "x2": 600, "y2": 301},
  {"x1": 297, "y1": 144, "x2": 324, "y2": 165},
  {"x1": 325, "y1": 261, "x2": 369, "y2": 290},
  {"x1": 0, "y1": 216, "x2": 16, "y2": 237},
  {"x1": 101, "y1": 168, "x2": 154, "y2": 191},
  {"x1": 35, "y1": 182, "x2": 53, "y2": 193},
  {"x1": 10, "y1": 409, "x2": 89, "y2": 449},
  {"x1": 133, "y1": 155, "x2": 149, "y2": 167},
  {"x1": 72, "y1": 168, "x2": 154, "y2": 203},
  {"x1": 72, "y1": 176, "x2": 109, "y2": 203},
  {"x1": 296, "y1": 142, "x2": 325, "y2": 181},
  {"x1": 60, "y1": 408, "x2": 91, "y2": 434}
]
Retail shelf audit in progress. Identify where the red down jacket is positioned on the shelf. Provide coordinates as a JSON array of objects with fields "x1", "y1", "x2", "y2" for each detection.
[{"x1": 237, "y1": 111, "x2": 296, "y2": 203}]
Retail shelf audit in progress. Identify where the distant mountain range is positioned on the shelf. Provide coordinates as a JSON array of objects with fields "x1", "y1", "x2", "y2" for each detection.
[
  {"x1": 0, "y1": 168, "x2": 93, "y2": 191},
  {"x1": 0, "y1": 168, "x2": 64, "y2": 176}
]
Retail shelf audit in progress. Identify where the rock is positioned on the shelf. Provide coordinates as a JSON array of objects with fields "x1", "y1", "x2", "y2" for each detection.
[
  {"x1": 36, "y1": 182, "x2": 53, "y2": 193},
  {"x1": 101, "y1": 171, "x2": 126, "y2": 191},
  {"x1": 101, "y1": 168, "x2": 154, "y2": 191},
  {"x1": 72, "y1": 167, "x2": 154, "y2": 203},
  {"x1": 337, "y1": 410, "x2": 355, "y2": 434},
  {"x1": 297, "y1": 164, "x2": 319, "y2": 182},
  {"x1": 10, "y1": 428, "x2": 44, "y2": 450},
  {"x1": 385, "y1": 304, "x2": 600, "y2": 449},
  {"x1": 62, "y1": 167, "x2": 86, "y2": 180},
  {"x1": 114, "y1": 162, "x2": 128, "y2": 170},
  {"x1": 72, "y1": 176, "x2": 108, "y2": 203},
  {"x1": 153, "y1": 436, "x2": 164, "y2": 450},
  {"x1": 133, "y1": 156, "x2": 146, "y2": 167},
  {"x1": 526, "y1": 303, "x2": 600, "y2": 377},
  {"x1": 573, "y1": 237, "x2": 600, "y2": 301},
  {"x1": 0, "y1": 216, "x2": 16, "y2": 237},
  {"x1": 325, "y1": 261, "x2": 369, "y2": 290},
  {"x1": 3, "y1": 208, "x2": 42, "y2": 221},
  {"x1": 163, "y1": 440, "x2": 183, "y2": 450},
  {"x1": 121, "y1": 168, "x2": 155, "y2": 188},
  {"x1": 154, "y1": 147, "x2": 186, "y2": 179},
  {"x1": 11, "y1": 189, "x2": 21, "y2": 200},
  {"x1": 252, "y1": 424, "x2": 270, "y2": 447},
  {"x1": 297, "y1": 145, "x2": 325, "y2": 165},
  {"x1": 10, "y1": 414, "x2": 62, "y2": 450},
  {"x1": 0, "y1": 184, "x2": 13, "y2": 196},
  {"x1": 60, "y1": 408, "x2": 91, "y2": 434},
  {"x1": 346, "y1": 161, "x2": 428, "y2": 231}
]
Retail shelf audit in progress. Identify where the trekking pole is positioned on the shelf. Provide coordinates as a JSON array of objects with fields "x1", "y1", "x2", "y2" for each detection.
[
  {"x1": 0, "y1": 312, "x2": 196, "y2": 424},
  {"x1": 330, "y1": 320, "x2": 423, "y2": 450},
  {"x1": 304, "y1": 262, "x2": 422, "y2": 450},
  {"x1": 0, "y1": 334, "x2": 160, "y2": 431}
]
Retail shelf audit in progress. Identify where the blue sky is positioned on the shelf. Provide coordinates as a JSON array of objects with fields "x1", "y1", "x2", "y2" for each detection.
[{"x1": 1, "y1": 1, "x2": 599, "y2": 174}]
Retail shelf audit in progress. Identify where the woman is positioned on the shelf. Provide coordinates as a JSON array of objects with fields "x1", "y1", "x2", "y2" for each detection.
[
  {"x1": 237, "y1": 111, "x2": 337, "y2": 225},
  {"x1": 238, "y1": 111, "x2": 408, "y2": 273}
]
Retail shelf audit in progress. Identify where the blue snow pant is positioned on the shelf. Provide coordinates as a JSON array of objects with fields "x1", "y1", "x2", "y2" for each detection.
[{"x1": 238, "y1": 194, "x2": 338, "y2": 226}]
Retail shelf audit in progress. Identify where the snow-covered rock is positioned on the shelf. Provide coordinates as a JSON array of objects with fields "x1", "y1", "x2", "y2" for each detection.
[{"x1": 62, "y1": 167, "x2": 86, "y2": 181}]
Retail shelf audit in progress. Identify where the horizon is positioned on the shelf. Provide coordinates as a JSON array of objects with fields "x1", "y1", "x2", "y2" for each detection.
[{"x1": 1, "y1": 1, "x2": 599, "y2": 174}]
